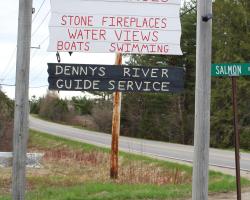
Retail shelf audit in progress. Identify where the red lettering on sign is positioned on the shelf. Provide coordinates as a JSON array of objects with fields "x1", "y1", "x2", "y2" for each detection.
[
  {"x1": 57, "y1": 41, "x2": 90, "y2": 51},
  {"x1": 109, "y1": 42, "x2": 169, "y2": 54},
  {"x1": 60, "y1": 15, "x2": 94, "y2": 26},
  {"x1": 67, "y1": 29, "x2": 107, "y2": 41},
  {"x1": 114, "y1": 30, "x2": 158, "y2": 42},
  {"x1": 101, "y1": 16, "x2": 168, "y2": 29}
]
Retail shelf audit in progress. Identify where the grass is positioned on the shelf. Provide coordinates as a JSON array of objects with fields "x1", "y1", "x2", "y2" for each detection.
[
  {"x1": 1, "y1": 183, "x2": 192, "y2": 200},
  {"x1": 0, "y1": 129, "x2": 249, "y2": 200}
]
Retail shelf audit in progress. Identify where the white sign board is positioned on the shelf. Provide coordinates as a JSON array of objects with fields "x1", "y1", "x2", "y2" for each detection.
[{"x1": 48, "y1": 0, "x2": 182, "y2": 55}]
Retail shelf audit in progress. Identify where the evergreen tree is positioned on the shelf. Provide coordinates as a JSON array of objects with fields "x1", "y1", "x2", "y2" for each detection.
[{"x1": 121, "y1": 1, "x2": 197, "y2": 144}]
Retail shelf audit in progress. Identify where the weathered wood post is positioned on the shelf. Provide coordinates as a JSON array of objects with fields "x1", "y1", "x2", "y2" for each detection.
[
  {"x1": 110, "y1": 53, "x2": 122, "y2": 179},
  {"x1": 192, "y1": 0, "x2": 212, "y2": 199},
  {"x1": 12, "y1": 0, "x2": 33, "y2": 199}
]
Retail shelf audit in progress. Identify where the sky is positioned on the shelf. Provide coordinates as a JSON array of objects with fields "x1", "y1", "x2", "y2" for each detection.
[
  {"x1": 0, "y1": 0, "x2": 116, "y2": 99},
  {"x1": 0, "y1": 0, "x2": 185, "y2": 100}
]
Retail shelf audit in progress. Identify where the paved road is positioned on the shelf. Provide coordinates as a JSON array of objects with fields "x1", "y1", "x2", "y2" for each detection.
[{"x1": 29, "y1": 116, "x2": 250, "y2": 174}]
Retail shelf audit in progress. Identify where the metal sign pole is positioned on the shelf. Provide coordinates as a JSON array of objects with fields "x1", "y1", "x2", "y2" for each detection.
[
  {"x1": 110, "y1": 53, "x2": 122, "y2": 179},
  {"x1": 231, "y1": 76, "x2": 241, "y2": 200}
]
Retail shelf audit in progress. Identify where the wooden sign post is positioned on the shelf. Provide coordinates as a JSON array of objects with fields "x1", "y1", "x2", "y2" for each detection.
[
  {"x1": 48, "y1": 0, "x2": 183, "y2": 181},
  {"x1": 110, "y1": 53, "x2": 122, "y2": 179},
  {"x1": 47, "y1": 62, "x2": 184, "y2": 179}
]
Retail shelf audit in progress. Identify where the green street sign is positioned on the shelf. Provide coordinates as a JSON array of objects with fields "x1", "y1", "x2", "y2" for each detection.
[{"x1": 211, "y1": 63, "x2": 250, "y2": 77}]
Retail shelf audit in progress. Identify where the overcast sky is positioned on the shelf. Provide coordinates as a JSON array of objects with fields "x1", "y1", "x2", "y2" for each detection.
[
  {"x1": 0, "y1": 0, "x2": 185, "y2": 99},
  {"x1": 0, "y1": 0, "x2": 117, "y2": 99}
]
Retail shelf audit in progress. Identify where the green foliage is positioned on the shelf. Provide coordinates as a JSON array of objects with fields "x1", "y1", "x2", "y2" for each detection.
[
  {"x1": 120, "y1": 0, "x2": 250, "y2": 150},
  {"x1": 29, "y1": 129, "x2": 107, "y2": 153},
  {"x1": 71, "y1": 96, "x2": 93, "y2": 115},
  {"x1": 0, "y1": 183, "x2": 192, "y2": 200},
  {"x1": 38, "y1": 93, "x2": 71, "y2": 122},
  {"x1": 0, "y1": 91, "x2": 14, "y2": 120},
  {"x1": 241, "y1": 128, "x2": 250, "y2": 149},
  {"x1": 121, "y1": 1, "x2": 197, "y2": 145},
  {"x1": 27, "y1": 0, "x2": 250, "y2": 150},
  {"x1": 212, "y1": 0, "x2": 250, "y2": 63},
  {"x1": 121, "y1": 93, "x2": 188, "y2": 143},
  {"x1": 2, "y1": 129, "x2": 249, "y2": 199},
  {"x1": 29, "y1": 95, "x2": 40, "y2": 114},
  {"x1": 210, "y1": 0, "x2": 250, "y2": 149},
  {"x1": 0, "y1": 91, "x2": 14, "y2": 151},
  {"x1": 91, "y1": 100, "x2": 113, "y2": 133}
]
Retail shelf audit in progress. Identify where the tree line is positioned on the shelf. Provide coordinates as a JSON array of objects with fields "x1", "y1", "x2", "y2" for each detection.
[
  {"x1": 27, "y1": 0, "x2": 250, "y2": 150},
  {"x1": 1, "y1": 0, "x2": 250, "y2": 150},
  {"x1": 120, "y1": 0, "x2": 250, "y2": 149}
]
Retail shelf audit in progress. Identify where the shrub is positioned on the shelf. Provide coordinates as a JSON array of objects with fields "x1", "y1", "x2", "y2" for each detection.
[
  {"x1": 71, "y1": 96, "x2": 93, "y2": 115},
  {"x1": 30, "y1": 95, "x2": 41, "y2": 114},
  {"x1": 0, "y1": 91, "x2": 14, "y2": 151},
  {"x1": 91, "y1": 100, "x2": 113, "y2": 133},
  {"x1": 38, "y1": 92, "x2": 72, "y2": 122},
  {"x1": 240, "y1": 128, "x2": 250, "y2": 150}
]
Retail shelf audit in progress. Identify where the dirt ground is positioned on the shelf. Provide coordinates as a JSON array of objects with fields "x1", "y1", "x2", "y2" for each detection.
[
  {"x1": 185, "y1": 188, "x2": 250, "y2": 200},
  {"x1": 208, "y1": 190, "x2": 250, "y2": 200}
]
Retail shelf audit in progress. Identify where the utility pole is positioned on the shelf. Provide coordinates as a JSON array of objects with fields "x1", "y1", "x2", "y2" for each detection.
[
  {"x1": 192, "y1": 0, "x2": 212, "y2": 200},
  {"x1": 12, "y1": 0, "x2": 33, "y2": 199},
  {"x1": 110, "y1": 53, "x2": 122, "y2": 179}
]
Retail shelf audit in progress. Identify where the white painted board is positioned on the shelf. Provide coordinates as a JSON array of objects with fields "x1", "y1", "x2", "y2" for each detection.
[{"x1": 48, "y1": 0, "x2": 182, "y2": 55}]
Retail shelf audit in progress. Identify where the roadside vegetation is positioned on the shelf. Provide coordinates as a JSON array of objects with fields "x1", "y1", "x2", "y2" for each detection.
[
  {"x1": 29, "y1": 0, "x2": 250, "y2": 152},
  {"x1": 30, "y1": 92, "x2": 112, "y2": 132},
  {"x1": 0, "y1": 91, "x2": 14, "y2": 152},
  {"x1": 1, "y1": 130, "x2": 250, "y2": 199}
]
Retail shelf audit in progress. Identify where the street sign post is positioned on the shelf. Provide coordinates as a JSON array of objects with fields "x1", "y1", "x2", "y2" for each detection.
[
  {"x1": 231, "y1": 76, "x2": 241, "y2": 200},
  {"x1": 211, "y1": 62, "x2": 250, "y2": 200},
  {"x1": 48, "y1": 0, "x2": 183, "y2": 180}
]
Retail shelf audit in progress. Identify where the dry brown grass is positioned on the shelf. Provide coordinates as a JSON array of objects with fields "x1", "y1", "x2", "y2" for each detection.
[
  {"x1": 69, "y1": 115, "x2": 98, "y2": 130},
  {"x1": 0, "y1": 169, "x2": 11, "y2": 194},
  {"x1": 0, "y1": 130, "x2": 192, "y2": 196},
  {"x1": 118, "y1": 162, "x2": 190, "y2": 185},
  {"x1": 0, "y1": 146, "x2": 191, "y2": 195},
  {"x1": 29, "y1": 147, "x2": 191, "y2": 186}
]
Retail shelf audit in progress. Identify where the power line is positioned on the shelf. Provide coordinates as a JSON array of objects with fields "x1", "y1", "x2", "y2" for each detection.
[
  {"x1": 32, "y1": 0, "x2": 46, "y2": 23},
  {"x1": 1, "y1": 62, "x2": 16, "y2": 82},
  {"x1": 181, "y1": 5, "x2": 196, "y2": 17},
  {"x1": 31, "y1": 10, "x2": 50, "y2": 37},
  {"x1": 29, "y1": 85, "x2": 48, "y2": 88},
  {"x1": 29, "y1": 36, "x2": 50, "y2": 82},
  {"x1": 1, "y1": 48, "x2": 16, "y2": 80},
  {"x1": 2, "y1": 8, "x2": 50, "y2": 82},
  {"x1": 30, "y1": 54, "x2": 50, "y2": 81},
  {"x1": 0, "y1": 83, "x2": 48, "y2": 88},
  {"x1": 30, "y1": 35, "x2": 49, "y2": 60},
  {"x1": 39, "y1": 35, "x2": 49, "y2": 46},
  {"x1": 0, "y1": 83, "x2": 15, "y2": 87}
]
